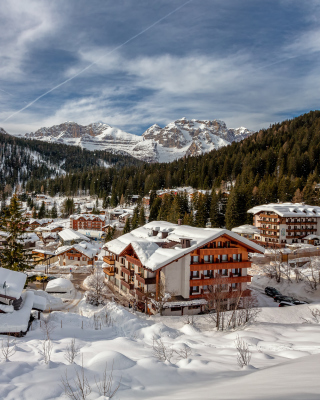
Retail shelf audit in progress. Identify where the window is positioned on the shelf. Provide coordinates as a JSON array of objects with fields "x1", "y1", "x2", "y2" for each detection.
[
  {"x1": 222, "y1": 254, "x2": 228, "y2": 262},
  {"x1": 233, "y1": 254, "x2": 237, "y2": 261},
  {"x1": 171, "y1": 307, "x2": 181, "y2": 312},
  {"x1": 192, "y1": 286, "x2": 200, "y2": 293},
  {"x1": 192, "y1": 271, "x2": 199, "y2": 278},
  {"x1": 188, "y1": 305, "x2": 200, "y2": 310},
  {"x1": 237, "y1": 254, "x2": 242, "y2": 261},
  {"x1": 192, "y1": 256, "x2": 199, "y2": 263},
  {"x1": 204, "y1": 255, "x2": 209, "y2": 262},
  {"x1": 231, "y1": 283, "x2": 238, "y2": 289},
  {"x1": 218, "y1": 241, "x2": 221, "y2": 248},
  {"x1": 203, "y1": 285, "x2": 208, "y2": 291},
  {"x1": 222, "y1": 269, "x2": 228, "y2": 276},
  {"x1": 70, "y1": 256, "x2": 74, "y2": 260}
]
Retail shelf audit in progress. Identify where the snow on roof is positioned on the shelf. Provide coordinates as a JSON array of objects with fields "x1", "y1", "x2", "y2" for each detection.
[
  {"x1": 32, "y1": 248, "x2": 55, "y2": 255},
  {"x1": 32, "y1": 294, "x2": 47, "y2": 311},
  {"x1": 248, "y1": 203, "x2": 320, "y2": 217},
  {"x1": 46, "y1": 278, "x2": 74, "y2": 293},
  {"x1": 163, "y1": 299, "x2": 207, "y2": 308},
  {"x1": 42, "y1": 232, "x2": 58, "y2": 239},
  {"x1": 55, "y1": 241, "x2": 99, "y2": 258},
  {"x1": 0, "y1": 267, "x2": 27, "y2": 299},
  {"x1": 27, "y1": 218, "x2": 53, "y2": 225},
  {"x1": 70, "y1": 214, "x2": 105, "y2": 221},
  {"x1": 104, "y1": 221, "x2": 265, "y2": 271},
  {"x1": 231, "y1": 225, "x2": 260, "y2": 234},
  {"x1": 19, "y1": 232, "x2": 39, "y2": 244},
  {"x1": 0, "y1": 291, "x2": 34, "y2": 332},
  {"x1": 303, "y1": 235, "x2": 320, "y2": 240},
  {"x1": 77, "y1": 229, "x2": 105, "y2": 239},
  {"x1": 58, "y1": 228, "x2": 90, "y2": 242}
]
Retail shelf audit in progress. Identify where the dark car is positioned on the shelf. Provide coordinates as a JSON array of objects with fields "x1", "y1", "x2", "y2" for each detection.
[
  {"x1": 46, "y1": 276, "x2": 57, "y2": 281},
  {"x1": 274, "y1": 295, "x2": 296, "y2": 303},
  {"x1": 265, "y1": 287, "x2": 282, "y2": 297},
  {"x1": 279, "y1": 300, "x2": 307, "y2": 307}
]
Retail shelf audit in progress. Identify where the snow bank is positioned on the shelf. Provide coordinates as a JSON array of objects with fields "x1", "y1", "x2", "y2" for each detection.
[
  {"x1": 45, "y1": 278, "x2": 74, "y2": 293},
  {"x1": 0, "y1": 267, "x2": 26, "y2": 299},
  {"x1": 0, "y1": 291, "x2": 34, "y2": 333}
]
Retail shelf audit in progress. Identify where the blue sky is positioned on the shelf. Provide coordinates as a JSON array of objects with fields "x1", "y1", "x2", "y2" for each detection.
[{"x1": 1, "y1": 0, "x2": 320, "y2": 135}]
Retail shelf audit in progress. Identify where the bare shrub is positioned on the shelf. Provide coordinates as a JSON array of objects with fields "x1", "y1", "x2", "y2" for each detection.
[
  {"x1": 0, "y1": 335, "x2": 16, "y2": 361},
  {"x1": 174, "y1": 344, "x2": 192, "y2": 360},
  {"x1": 301, "y1": 307, "x2": 320, "y2": 324},
  {"x1": 61, "y1": 356, "x2": 121, "y2": 400},
  {"x1": 301, "y1": 258, "x2": 320, "y2": 291},
  {"x1": 95, "y1": 362, "x2": 121, "y2": 398},
  {"x1": 235, "y1": 335, "x2": 251, "y2": 368},
  {"x1": 61, "y1": 357, "x2": 91, "y2": 400},
  {"x1": 182, "y1": 314, "x2": 195, "y2": 326},
  {"x1": 85, "y1": 267, "x2": 108, "y2": 306},
  {"x1": 41, "y1": 314, "x2": 56, "y2": 339},
  {"x1": 65, "y1": 338, "x2": 81, "y2": 364},
  {"x1": 152, "y1": 336, "x2": 173, "y2": 362},
  {"x1": 39, "y1": 337, "x2": 53, "y2": 364}
]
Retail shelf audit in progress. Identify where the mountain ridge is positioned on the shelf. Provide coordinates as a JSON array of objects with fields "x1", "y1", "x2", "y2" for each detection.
[{"x1": 18, "y1": 118, "x2": 253, "y2": 163}]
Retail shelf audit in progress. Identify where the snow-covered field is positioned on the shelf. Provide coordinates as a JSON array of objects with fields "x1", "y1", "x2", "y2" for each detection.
[{"x1": 1, "y1": 301, "x2": 320, "y2": 399}]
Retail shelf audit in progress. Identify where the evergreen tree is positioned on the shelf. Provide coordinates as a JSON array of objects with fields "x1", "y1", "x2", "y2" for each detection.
[
  {"x1": 168, "y1": 196, "x2": 181, "y2": 223},
  {"x1": 182, "y1": 212, "x2": 194, "y2": 226},
  {"x1": 105, "y1": 226, "x2": 116, "y2": 242},
  {"x1": 0, "y1": 196, "x2": 34, "y2": 271},
  {"x1": 139, "y1": 206, "x2": 146, "y2": 226},
  {"x1": 149, "y1": 190, "x2": 157, "y2": 208},
  {"x1": 110, "y1": 188, "x2": 118, "y2": 207},
  {"x1": 32, "y1": 207, "x2": 37, "y2": 219},
  {"x1": 225, "y1": 186, "x2": 247, "y2": 229},
  {"x1": 38, "y1": 201, "x2": 46, "y2": 219},
  {"x1": 51, "y1": 202, "x2": 58, "y2": 218},
  {"x1": 209, "y1": 190, "x2": 220, "y2": 227},
  {"x1": 149, "y1": 197, "x2": 161, "y2": 222},
  {"x1": 131, "y1": 206, "x2": 139, "y2": 230},
  {"x1": 123, "y1": 218, "x2": 131, "y2": 234}
]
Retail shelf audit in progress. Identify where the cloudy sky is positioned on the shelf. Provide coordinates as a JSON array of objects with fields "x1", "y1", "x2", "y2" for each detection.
[{"x1": 1, "y1": 0, "x2": 320, "y2": 135}]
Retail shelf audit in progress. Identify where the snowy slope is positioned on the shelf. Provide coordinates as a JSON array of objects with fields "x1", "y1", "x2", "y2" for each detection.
[
  {"x1": 1, "y1": 301, "x2": 320, "y2": 399},
  {"x1": 20, "y1": 119, "x2": 253, "y2": 163}
]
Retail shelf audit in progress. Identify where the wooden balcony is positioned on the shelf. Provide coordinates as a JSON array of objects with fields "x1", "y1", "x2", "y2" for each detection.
[
  {"x1": 121, "y1": 266, "x2": 134, "y2": 276},
  {"x1": 67, "y1": 252, "x2": 82, "y2": 258},
  {"x1": 126, "y1": 255, "x2": 142, "y2": 267},
  {"x1": 189, "y1": 275, "x2": 251, "y2": 287},
  {"x1": 103, "y1": 267, "x2": 115, "y2": 276},
  {"x1": 200, "y1": 248, "x2": 239, "y2": 256},
  {"x1": 121, "y1": 280, "x2": 134, "y2": 290},
  {"x1": 190, "y1": 261, "x2": 251, "y2": 271},
  {"x1": 103, "y1": 255, "x2": 115, "y2": 265},
  {"x1": 135, "y1": 287, "x2": 146, "y2": 299},
  {"x1": 135, "y1": 274, "x2": 156, "y2": 285},
  {"x1": 190, "y1": 288, "x2": 251, "y2": 299}
]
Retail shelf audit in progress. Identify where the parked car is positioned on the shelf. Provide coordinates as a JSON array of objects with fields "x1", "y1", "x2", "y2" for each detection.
[
  {"x1": 46, "y1": 276, "x2": 57, "y2": 281},
  {"x1": 36, "y1": 275, "x2": 48, "y2": 282},
  {"x1": 265, "y1": 287, "x2": 282, "y2": 297},
  {"x1": 279, "y1": 300, "x2": 308, "y2": 307},
  {"x1": 274, "y1": 295, "x2": 296, "y2": 303}
]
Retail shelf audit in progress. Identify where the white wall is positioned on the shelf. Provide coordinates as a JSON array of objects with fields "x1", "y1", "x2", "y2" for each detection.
[{"x1": 162, "y1": 254, "x2": 190, "y2": 298}]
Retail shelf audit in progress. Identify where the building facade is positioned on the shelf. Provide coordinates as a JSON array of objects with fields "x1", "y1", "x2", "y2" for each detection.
[
  {"x1": 103, "y1": 221, "x2": 264, "y2": 315},
  {"x1": 248, "y1": 203, "x2": 320, "y2": 245},
  {"x1": 70, "y1": 214, "x2": 106, "y2": 231}
]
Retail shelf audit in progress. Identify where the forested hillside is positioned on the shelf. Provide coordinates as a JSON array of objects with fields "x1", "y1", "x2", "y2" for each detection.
[
  {"x1": 0, "y1": 129, "x2": 141, "y2": 191},
  {"x1": 25, "y1": 110, "x2": 320, "y2": 228}
]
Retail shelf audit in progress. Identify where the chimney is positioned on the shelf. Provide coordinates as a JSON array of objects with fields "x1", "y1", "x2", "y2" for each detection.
[
  {"x1": 152, "y1": 227, "x2": 160, "y2": 236},
  {"x1": 161, "y1": 231, "x2": 168, "y2": 239},
  {"x1": 178, "y1": 219, "x2": 182, "y2": 225},
  {"x1": 181, "y1": 238, "x2": 191, "y2": 248}
]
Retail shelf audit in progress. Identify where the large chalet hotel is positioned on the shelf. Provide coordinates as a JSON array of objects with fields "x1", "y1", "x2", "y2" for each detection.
[
  {"x1": 248, "y1": 203, "x2": 320, "y2": 245},
  {"x1": 103, "y1": 221, "x2": 264, "y2": 315},
  {"x1": 70, "y1": 214, "x2": 106, "y2": 231}
]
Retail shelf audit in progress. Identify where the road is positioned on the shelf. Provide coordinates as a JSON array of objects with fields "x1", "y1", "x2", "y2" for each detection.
[{"x1": 250, "y1": 286, "x2": 278, "y2": 308}]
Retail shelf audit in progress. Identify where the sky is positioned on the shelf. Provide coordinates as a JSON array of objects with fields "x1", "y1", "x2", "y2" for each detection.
[{"x1": 1, "y1": 0, "x2": 320, "y2": 136}]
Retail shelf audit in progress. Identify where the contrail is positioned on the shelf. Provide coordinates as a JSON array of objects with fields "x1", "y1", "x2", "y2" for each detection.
[
  {"x1": 3, "y1": 0, "x2": 192, "y2": 122},
  {"x1": 0, "y1": 88, "x2": 12, "y2": 96}
]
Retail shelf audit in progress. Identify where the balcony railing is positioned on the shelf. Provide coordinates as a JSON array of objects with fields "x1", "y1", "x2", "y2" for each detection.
[
  {"x1": 126, "y1": 255, "x2": 142, "y2": 267},
  {"x1": 103, "y1": 255, "x2": 115, "y2": 265},
  {"x1": 189, "y1": 275, "x2": 251, "y2": 287},
  {"x1": 190, "y1": 261, "x2": 250, "y2": 271},
  {"x1": 135, "y1": 287, "x2": 146, "y2": 299},
  {"x1": 121, "y1": 266, "x2": 134, "y2": 276},
  {"x1": 103, "y1": 267, "x2": 115, "y2": 276},
  {"x1": 190, "y1": 288, "x2": 251, "y2": 299},
  {"x1": 135, "y1": 274, "x2": 156, "y2": 285},
  {"x1": 121, "y1": 280, "x2": 134, "y2": 290}
]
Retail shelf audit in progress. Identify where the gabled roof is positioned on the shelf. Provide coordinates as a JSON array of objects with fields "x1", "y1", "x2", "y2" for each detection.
[
  {"x1": 70, "y1": 214, "x2": 105, "y2": 221},
  {"x1": 104, "y1": 221, "x2": 265, "y2": 271},
  {"x1": 248, "y1": 203, "x2": 320, "y2": 217},
  {"x1": 0, "y1": 267, "x2": 27, "y2": 299},
  {"x1": 58, "y1": 228, "x2": 90, "y2": 242},
  {"x1": 55, "y1": 241, "x2": 99, "y2": 258}
]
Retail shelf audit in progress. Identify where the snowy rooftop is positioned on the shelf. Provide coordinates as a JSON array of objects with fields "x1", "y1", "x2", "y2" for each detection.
[
  {"x1": 58, "y1": 228, "x2": 90, "y2": 242},
  {"x1": 70, "y1": 214, "x2": 106, "y2": 221},
  {"x1": 231, "y1": 225, "x2": 260, "y2": 234},
  {"x1": 0, "y1": 267, "x2": 27, "y2": 299},
  {"x1": 46, "y1": 278, "x2": 74, "y2": 293},
  {"x1": 248, "y1": 203, "x2": 320, "y2": 217},
  {"x1": 55, "y1": 241, "x2": 99, "y2": 258},
  {"x1": 104, "y1": 221, "x2": 265, "y2": 271}
]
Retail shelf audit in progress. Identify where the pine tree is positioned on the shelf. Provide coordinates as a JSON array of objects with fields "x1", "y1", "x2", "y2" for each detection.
[
  {"x1": 32, "y1": 207, "x2": 37, "y2": 218},
  {"x1": 105, "y1": 226, "x2": 116, "y2": 242},
  {"x1": 131, "y1": 206, "x2": 139, "y2": 230},
  {"x1": 168, "y1": 196, "x2": 181, "y2": 223},
  {"x1": 149, "y1": 190, "x2": 157, "y2": 208},
  {"x1": 209, "y1": 190, "x2": 220, "y2": 227},
  {"x1": 123, "y1": 218, "x2": 131, "y2": 234},
  {"x1": 0, "y1": 196, "x2": 35, "y2": 271},
  {"x1": 225, "y1": 186, "x2": 247, "y2": 229},
  {"x1": 149, "y1": 197, "x2": 161, "y2": 222},
  {"x1": 51, "y1": 202, "x2": 58, "y2": 218},
  {"x1": 139, "y1": 206, "x2": 146, "y2": 226},
  {"x1": 182, "y1": 212, "x2": 194, "y2": 226},
  {"x1": 38, "y1": 201, "x2": 46, "y2": 219}
]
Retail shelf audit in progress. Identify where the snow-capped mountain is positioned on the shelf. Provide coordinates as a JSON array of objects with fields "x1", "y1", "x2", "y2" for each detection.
[{"x1": 21, "y1": 119, "x2": 253, "y2": 163}]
